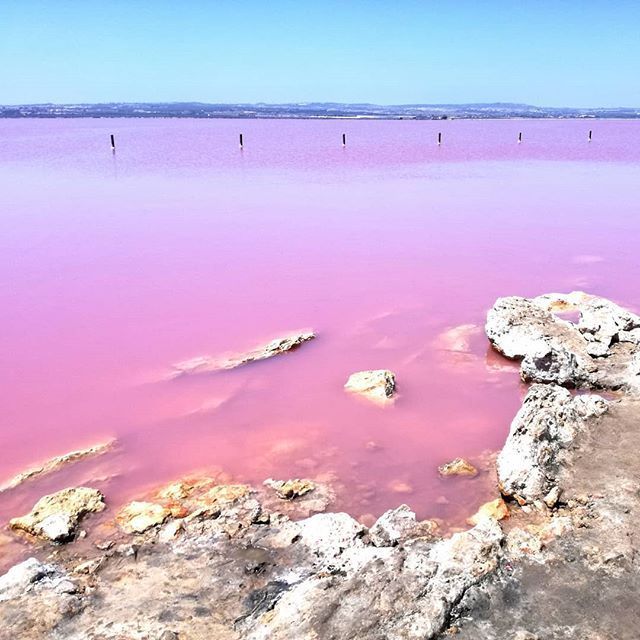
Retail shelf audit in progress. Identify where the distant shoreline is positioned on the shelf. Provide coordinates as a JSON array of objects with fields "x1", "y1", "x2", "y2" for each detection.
[{"x1": 1, "y1": 102, "x2": 639, "y2": 120}]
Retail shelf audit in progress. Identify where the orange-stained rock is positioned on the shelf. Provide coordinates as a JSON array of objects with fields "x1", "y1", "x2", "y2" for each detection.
[{"x1": 467, "y1": 497, "x2": 509, "y2": 526}]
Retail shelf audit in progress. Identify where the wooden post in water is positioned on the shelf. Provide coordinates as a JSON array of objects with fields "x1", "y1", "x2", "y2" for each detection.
[
  {"x1": 518, "y1": 132, "x2": 522, "y2": 144},
  {"x1": 239, "y1": 133, "x2": 244, "y2": 149},
  {"x1": 437, "y1": 132, "x2": 442, "y2": 145},
  {"x1": 110, "y1": 134, "x2": 115, "y2": 152},
  {"x1": 342, "y1": 133, "x2": 346, "y2": 147},
  {"x1": 588, "y1": 130, "x2": 593, "y2": 142}
]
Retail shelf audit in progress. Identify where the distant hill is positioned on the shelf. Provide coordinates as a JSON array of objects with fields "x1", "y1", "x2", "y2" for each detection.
[{"x1": 1, "y1": 102, "x2": 639, "y2": 119}]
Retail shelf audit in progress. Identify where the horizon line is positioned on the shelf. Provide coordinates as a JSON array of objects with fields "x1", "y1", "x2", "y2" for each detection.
[{"x1": 2, "y1": 101, "x2": 640, "y2": 110}]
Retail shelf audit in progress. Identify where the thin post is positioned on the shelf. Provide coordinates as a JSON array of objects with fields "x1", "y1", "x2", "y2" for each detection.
[
  {"x1": 518, "y1": 132, "x2": 522, "y2": 144},
  {"x1": 110, "y1": 134, "x2": 115, "y2": 151},
  {"x1": 437, "y1": 132, "x2": 442, "y2": 145},
  {"x1": 239, "y1": 133, "x2": 244, "y2": 149},
  {"x1": 342, "y1": 133, "x2": 346, "y2": 147},
  {"x1": 588, "y1": 130, "x2": 592, "y2": 142}
]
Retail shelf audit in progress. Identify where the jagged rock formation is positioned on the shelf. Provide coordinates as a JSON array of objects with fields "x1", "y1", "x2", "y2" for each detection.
[
  {"x1": 486, "y1": 291, "x2": 640, "y2": 390},
  {"x1": 497, "y1": 384, "x2": 608, "y2": 505}
]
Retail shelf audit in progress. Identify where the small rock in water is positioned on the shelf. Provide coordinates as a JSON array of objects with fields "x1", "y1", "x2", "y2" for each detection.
[
  {"x1": 467, "y1": 497, "x2": 509, "y2": 526},
  {"x1": 10, "y1": 487, "x2": 105, "y2": 543},
  {"x1": 438, "y1": 457, "x2": 478, "y2": 477},
  {"x1": 263, "y1": 478, "x2": 316, "y2": 500},
  {"x1": 117, "y1": 501, "x2": 171, "y2": 534},
  {"x1": 345, "y1": 369, "x2": 396, "y2": 404}
]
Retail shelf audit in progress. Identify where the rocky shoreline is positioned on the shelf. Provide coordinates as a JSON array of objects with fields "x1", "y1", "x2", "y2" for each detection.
[{"x1": 1, "y1": 291, "x2": 639, "y2": 639}]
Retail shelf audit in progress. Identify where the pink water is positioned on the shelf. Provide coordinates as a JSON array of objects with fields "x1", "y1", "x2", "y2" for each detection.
[{"x1": 1, "y1": 118, "x2": 640, "y2": 560}]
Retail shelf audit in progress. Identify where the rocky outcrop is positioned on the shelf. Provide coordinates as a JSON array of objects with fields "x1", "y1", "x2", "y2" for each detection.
[
  {"x1": 497, "y1": 384, "x2": 608, "y2": 506},
  {"x1": 438, "y1": 458, "x2": 478, "y2": 477},
  {"x1": 243, "y1": 518, "x2": 503, "y2": 640},
  {"x1": 344, "y1": 369, "x2": 396, "y2": 403},
  {"x1": 9, "y1": 488, "x2": 105, "y2": 542},
  {"x1": 4, "y1": 290, "x2": 640, "y2": 639},
  {"x1": 172, "y1": 331, "x2": 316, "y2": 376},
  {"x1": 486, "y1": 292, "x2": 640, "y2": 390},
  {"x1": 0, "y1": 440, "x2": 115, "y2": 493}
]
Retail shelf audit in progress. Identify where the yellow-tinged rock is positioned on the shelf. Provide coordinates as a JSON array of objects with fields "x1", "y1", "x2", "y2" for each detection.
[
  {"x1": 117, "y1": 501, "x2": 171, "y2": 534},
  {"x1": 345, "y1": 370, "x2": 396, "y2": 404},
  {"x1": 438, "y1": 458, "x2": 478, "y2": 477},
  {"x1": 467, "y1": 497, "x2": 509, "y2": 526},
  {"x1": 264, "y1": 478, "x2": 316, "y2": 500},
  {"x1": 10, "y1": 487, "x2": 105, "y2": 542},
  {"x1": 193, "y1": 484, "x2": 252, "y2": 515}
]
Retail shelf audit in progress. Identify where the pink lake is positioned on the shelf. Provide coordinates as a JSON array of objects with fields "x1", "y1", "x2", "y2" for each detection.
[{"x1": 1, "y1": 118, "x2": 639, "y2": 562}]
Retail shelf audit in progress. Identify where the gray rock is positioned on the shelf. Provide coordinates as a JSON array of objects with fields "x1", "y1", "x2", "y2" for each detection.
[
  {"x1": 369, "y1": 504, "x2": 418, "y2": 546},
  {"x1": 0, "y1": 559, "x2": 55, "y2": 602},
  {"x1": 496, "y1": 384, "x2": 607, "y2": 504},
  {"x1": 244, "y1": 518, "x2": 503, "y2": 640},
  {"x1": 295, "y1": 512, "x2": 366, "y2": 562},
  {"x1": 485, "y1": 292, "x2": 640, "y2": 390},
  {"x1": 368, "y1": 504, "x2": 437, "y2": 547}
]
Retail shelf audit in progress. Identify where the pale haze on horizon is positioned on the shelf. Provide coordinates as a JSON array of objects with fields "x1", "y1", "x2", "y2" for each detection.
[{"x1": 1, "y1": 0, "x2": 639, "y2": 108}]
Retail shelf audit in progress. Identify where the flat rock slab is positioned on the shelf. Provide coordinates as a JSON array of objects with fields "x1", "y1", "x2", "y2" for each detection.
[
  {"x1": 172, "y1": 331, "x2": 316, "y2": 376},
  {"x1": 0, "y1": 440, "x2": 115, "y2": 493}
]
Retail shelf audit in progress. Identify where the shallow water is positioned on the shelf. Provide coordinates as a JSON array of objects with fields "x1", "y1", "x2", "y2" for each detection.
[{"x1": 1, "y1": 118, "x2": 639, "y2": 558}]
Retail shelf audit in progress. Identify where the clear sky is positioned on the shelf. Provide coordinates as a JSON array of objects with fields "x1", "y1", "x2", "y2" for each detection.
[{"x1": 1, "y1": 0, "x2": 639, "y2": 107}]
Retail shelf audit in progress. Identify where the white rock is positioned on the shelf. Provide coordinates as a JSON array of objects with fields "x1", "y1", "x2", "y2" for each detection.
[{"x1": 344, "y1": 369, "x2": 396, "y2": 404}]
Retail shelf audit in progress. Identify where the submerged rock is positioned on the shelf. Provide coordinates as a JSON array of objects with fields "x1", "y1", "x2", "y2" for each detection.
[
  {"x1": 263, "y1": 478, "x2": 316, "y2": 500},
  {"x1": 172, "y1": 331, "x2": 316, "y2": 376},
  {"x1": 10, "y1": 487, "x2": 105, "y2": 543},
  {"x1": 485, "y1": 291, "x2": 640, "y2": 390},
  {"x1": 0, "y1": 440, "x2": 115, "y2": 493},
  {"x1": 497, "y1": 384, "x2": 608, "y2": 505},
  {"x1": 344, "y1": 369, "x2": 396, "y2": 403},
  {"x1": 438, "y1": 458, "x2": 478, "y2": 477}
]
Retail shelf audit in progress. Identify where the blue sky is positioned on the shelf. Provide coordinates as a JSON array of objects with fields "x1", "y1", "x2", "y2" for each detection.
[{"x1": 1, "y1": 0, "x2": 639, "y2": 106}]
